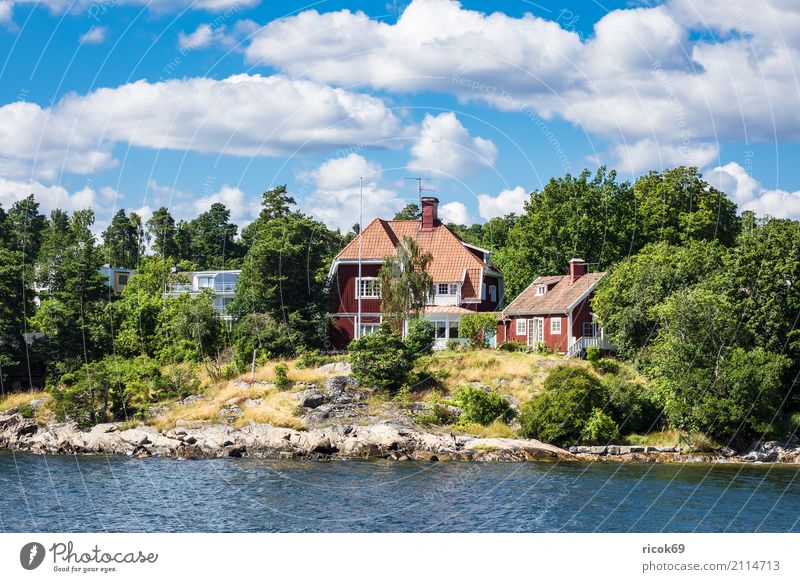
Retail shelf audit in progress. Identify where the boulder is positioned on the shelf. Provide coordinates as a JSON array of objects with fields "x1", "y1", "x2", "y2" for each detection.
[
  {"x1": 317, "y1": 362, "x2": 352, "y2": 375},
  {"x1": 296, "y1": 389, "x2": 326, "y2": 409}
]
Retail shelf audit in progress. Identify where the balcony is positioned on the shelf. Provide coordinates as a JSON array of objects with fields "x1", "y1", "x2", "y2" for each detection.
[{"x1": 165, "y1": 282, "x2": 237, "y2": 294}]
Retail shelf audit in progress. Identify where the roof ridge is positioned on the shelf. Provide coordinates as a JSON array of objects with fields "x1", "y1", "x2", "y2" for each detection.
[{"x1": 334, "y1": 217, "x2": 383, "y2": 260}]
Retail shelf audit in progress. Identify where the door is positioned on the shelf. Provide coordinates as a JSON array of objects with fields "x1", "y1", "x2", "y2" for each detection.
[{"x1": 526, "y1": 317, "x2": 544, "y2": 346}]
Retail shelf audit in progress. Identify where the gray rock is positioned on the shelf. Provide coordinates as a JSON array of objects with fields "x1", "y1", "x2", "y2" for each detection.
[
  {"x1": 317, "y1": 362, "x2": 352, "y2": 374},
  {"x1": 296, "y1": 389, "x2": 326, "y2": 409}
]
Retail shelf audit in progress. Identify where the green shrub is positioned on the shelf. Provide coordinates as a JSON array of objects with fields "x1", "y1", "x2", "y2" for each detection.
[
  {"x1": 18, "y1": 404, "x2": 35, "y2": 419},
  {"x1": 415, "y1": 393, "x2": 459, "y2": 427},
  {"x1": 584, "y1": 408, "x2": 619, "y2": 444},
  {"x1": 499, "y1": 340, "x2": 527, "y2": 352},
  {"x1": 459, "y1": 313, "x2": 498, "y2": 348},
  {"x1": 518, "y1": 365, "x2": 606, "y2": 444},
  {"x1": 592, "y1": 358, "x2": 619, "y2": 375},
  {"x1": 603, "y1": 374, "x2": 661, "y2": 434},
  {"x1": 535, "y1": 342, "x2": 553, "y2": 354},
  {"x1": 586, "y1": 346, "x2": 601, "y2": 365},
  {"x1": 446, "y1": 340, "x2": 462, "y2": 352},
  {"x1": 453, "y1": 385, "x2": 510, "y2": 426},
  {"x1": 405, "y1": 319, "x2": 435, "y2": 359},
  {"x1": 274, "y1": 363, "x2": 290, "y2": 390},
  {"x1": 349, "y1": 323, "x2": 413, "y2": 393},
  {"x1": 232, "y1": 313, "x2": 303, "y2": 371},
  {"x1": 295, "y1": 348, "x2": 332, "y2": 369}
]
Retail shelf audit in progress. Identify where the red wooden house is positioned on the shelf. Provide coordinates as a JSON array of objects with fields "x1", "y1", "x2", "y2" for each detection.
[
  {"x1": 498, "y1": 258, "x2": 615, "y2": 357},
  {"x1": 327, "y1": 197, "x2": 503, "y2": 349}
]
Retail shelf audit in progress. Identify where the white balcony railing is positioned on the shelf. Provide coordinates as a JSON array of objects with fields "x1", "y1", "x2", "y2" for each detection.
[
  {"x1": 165, "y1": 282, "x2": 237, "y2": 294},
  {"x1": 566, "y1": 336, "x2": 617, "y2": 359}
]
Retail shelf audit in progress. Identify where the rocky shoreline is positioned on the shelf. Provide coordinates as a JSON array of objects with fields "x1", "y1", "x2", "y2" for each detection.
[{"x1": 2, "y1": 409, "x2": 799, "y2": 464}]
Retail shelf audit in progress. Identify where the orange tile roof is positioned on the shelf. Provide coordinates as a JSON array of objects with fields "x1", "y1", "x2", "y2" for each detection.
[
  {"x1": 503, "y1": 272, "x2": 605, "y2": 315},
  {"x1": 335, "y1": 219, "x2": 499, "y2": 300}
]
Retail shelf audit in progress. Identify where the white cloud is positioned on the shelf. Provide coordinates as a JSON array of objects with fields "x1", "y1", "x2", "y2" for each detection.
[
  {"x1": 242, "y1": 0, "x2": 800, "y2": 167},
  {"x1": 0, "y1": 1, "x2": 13, "y2": 24},
  {"x1": 4, "y1": 0, "x2": 257, "y2": 22},
  {"x1": 301, "y1": 154, "x2": 402, "y2": 231},
  {"x1": 179, "y1": 24, "x2": 218, "y2": 50},
  {"x1": 407, "y1": 112, "x2": 497, "y2": 177},
  {"x1": 439, "y1": 201, "x2": 472, "y2": 225},
  {"x1": 708, "y1": 162, "x2": 800, "y2": 219},
  {"x1": 179, "y1": 19, "x2": 258, "y2": 51},
  {"x1": 80, "y1": 26, "x2": 106, "y2": 44},
  {"x1": 0, "y1": 74, "x2": 402, "y2": 180},
  {"x1": 477, "y1": 186, "x2": 527, "y2": 220},
  {"x1": 190, "y1": 184, "x2": 255, "y2": 226},
  {"x1": 612, "y1": 140, "x2": 719, "y2": 174}
]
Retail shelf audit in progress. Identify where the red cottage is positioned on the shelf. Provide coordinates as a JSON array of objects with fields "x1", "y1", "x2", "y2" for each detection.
[
  {"x1": 327, "y1": 197, "x2": 504, "y2": 349},
  {"x1": 499, "y1": 258, "x2": 615, "y2": 357}
]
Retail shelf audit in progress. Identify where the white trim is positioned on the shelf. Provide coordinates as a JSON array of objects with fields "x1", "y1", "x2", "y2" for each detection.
[
  {"x1": 355, "y1": 277, "x2": 381, "y2": 299},
  {"x1": 550, "y1": 317, "x2": 562, "y2": 335},
  {"x1": 515, "y1": 318, "x2": 527, "y2": 335},
  {"x1": 327, "y1": 258, "x2": 385, "y2": 279}
]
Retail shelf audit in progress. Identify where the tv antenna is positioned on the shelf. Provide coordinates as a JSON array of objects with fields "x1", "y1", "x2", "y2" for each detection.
[{"x1": 403, "y1": 177, "x2": 436, "y2": 203}]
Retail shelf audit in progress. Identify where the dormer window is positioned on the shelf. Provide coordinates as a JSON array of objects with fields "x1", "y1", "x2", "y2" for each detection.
[
  {"x1": 436, "y1": 283, "x2": 459, "y2": 296},
  {"x1": 536, "y1": 285, "x2": 547, "y2": 296}
]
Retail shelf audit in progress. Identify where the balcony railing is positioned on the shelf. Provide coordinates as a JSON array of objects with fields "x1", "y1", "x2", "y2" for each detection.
[
  {"x1": 165, "y1": 282, "x2": 237, "y2": 294},
  {"x1": 566, "y1": 336, "x2": 617, "y2": 359}
]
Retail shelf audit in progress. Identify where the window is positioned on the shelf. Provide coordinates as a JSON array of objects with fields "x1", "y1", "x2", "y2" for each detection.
[
  {"x1": 583, "y1": 321, "x2": 598, "y2": 337},
  {"x1": 481, "y1": 283, "x2": 487, "y2": 300},
  {"x1": 118, "y1": 274, "x2": 128, "y2": 286},
  {"x1": 217, "y1": 272, "x2": 239, "y2": 291},
  {"x1": 197, "y1": 276, "x2": 213, "y2": 289},
  {"x1": 437, "y1": 283, "x2": 449, "y2": 295},
  {"x1": 449, "y1": 321, "x2": 459, "y2": 339},
  {"x1": 550, "y1": 318, "x2": 562, "y2": 334},
  {"x1": 536, "y1": 285, "x2": 547, "y2": 296},
  {"x1": 434, "y1": 321, "x2": 447, "y2": 339},
  {"x1": 449, "y1": 283, "x2": 458, "y2": 295},
  {"x1": 359, "y1": 324, "x2": 380, "y2": 336},
  {"x1": 356, "y1": 278, "x2": 381, "y2": 298},
  {"x1": 515, "y1": 319, "x2": 527, "y2": 335},
  {"x1": 489, "y1": 285, "x2": 497, "y2": 302}
]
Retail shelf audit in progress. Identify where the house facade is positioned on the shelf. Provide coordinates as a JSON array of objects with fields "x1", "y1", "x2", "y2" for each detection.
[
  {"x1": 100, "y1": 265, "x2": 135, "y2": 294},
  {"x1": 164, "y1": 268, "x2": 241, "y2": 319},
  {"x1": 499, "y1": 258, "x2": 615, "y2": 357},
  {"x1": 328, "y1": 197, "x2": 503, "y2": 349}
]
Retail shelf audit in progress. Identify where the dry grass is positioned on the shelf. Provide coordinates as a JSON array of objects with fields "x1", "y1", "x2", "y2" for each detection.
[
  {"x1": 624, "y1": 429, "x2": 683, "y2": 447},
  {"x1": 246, "y1": 360, "x2": 330, "y2": 385},
  {"x1": 234, "y1": 391, "x2": 305, "y2": 430},
  {"x1": 0, "y1": 391, "x2": 49, "y2": 413},
  {"x1": 455, "y1": 420, "x2": 518, "y2": 438}
]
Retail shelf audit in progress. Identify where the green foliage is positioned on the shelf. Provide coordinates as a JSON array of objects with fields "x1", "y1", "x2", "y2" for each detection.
[
  {"x1": 592, "y1": 358, "x2": 619, "y2": 375},
  {"x1": 232, "y1": 313, "x2": 303, "y2": 370},
  {"x1": 453, "y1": 385, "x2": 510, "y2": 426},
  {"x1": 181, "y1": 203, "x2": 243, "y2": 269},
  {"x1": 586, "y1": 346, "x2": 601, "y2": 365},
  {"x1": 295, "y1": 348, "x2": 333, "y2": 369},
  {"x1": 102, "y1": 209, "x2": 145, "y2": 267},
  {"x1": 602, "y1": 373, "x2": 661, "y2": 434},
  {"x1": 274, "y1": 363, "x2": 290, "y2": 390},
  {"x1": 583, "y1": 408, "x2": 619, "y2": 444},
  {"x1": 592, "y1": 240, "x2": 727, "y2": 358},
  {"x1": 378, "y1": 236, "x2": 433, "y2": 332},
  {"x1": 0, "y1": 248, "x2": 34, "y2": 372},
  {"x1": 146, "y1": 207, "x2": 178, "y2": 259},
  {"x1": 157, "y1": 290, "x2": 223, "y2": 362},
  {"x1": 415, "y1": 392, "x2": 459, "y2": 427},
  {"x1": 446, "y1": 339, "x2": 462, "y2": 352},
  {"x1": 405, "y1": 318, "x2": 435, "y2": 359},
  {"x1": 349, "y1": 324, "x2": 413, "y2": 393},
  {"x1": 518, "y1": 365, "x2": 605, "y2": 444},
  {"x1": 458, "y1": 313, "x2": 498, "y2": 348},
  {"x1": 498, "y1": 340, "x2": 528, "y2": 352},
  {"x1": 393, "y1": 203, "x2": 421, "y2": 220}
]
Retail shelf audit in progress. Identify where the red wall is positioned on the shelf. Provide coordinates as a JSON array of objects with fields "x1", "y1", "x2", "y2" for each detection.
[
  {"x1": 333, "y1": 263, "x2": 382, "y2": 314},
  {"x1": 330, "y1": 314, "x2": 381, "y2": 349},
  {"x1": 571, "y1": 296, "x2": 593, "y2": 339},
  {"x1": 502, "y1": 314, "x2": 568, "y2": 353}
]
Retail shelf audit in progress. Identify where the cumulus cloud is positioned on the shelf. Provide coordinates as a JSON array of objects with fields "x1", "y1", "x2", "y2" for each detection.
[
  {"x1": 439, "y1": 201, "x2": 472, "y2": 225},
  {"x1": 611, "y1": 140, "x2": 720, "y2": 174},
  {"x1": 708, "y1": 162, "x2": 800, "y2": 219},
  {"x1": 477, "y1": 186, "x2": 527, "y2": 220},
  {"x1": 187, "y1": 184, "x2": 256, "y2": 226},
  {"x1": 5, "y1": 0, "x2": 257, "y2": 21},
  {"x1": 300, "y1": 154, "x2": 402, "y2": 231},
  {"x1": 0, "y1": 177, "x2": 98, "y2": 214},
  {"x1": 0, "y1": 74, "x2": 402, "y2": 180},
  {"x1": 242, "y1": 0, "x2": 800, "y2": 165},
  {"x1": 407, "y1": 112, "x2": 497, "y2": 177},
  {"x1": 80, "y1": 26, "x2": 106, "y2": 44}
]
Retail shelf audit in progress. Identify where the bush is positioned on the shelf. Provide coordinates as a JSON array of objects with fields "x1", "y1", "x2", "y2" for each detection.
[
  {"x1": 415, "y1": 393, "x2": 459, "y2": 427},
  {"x1": 274, "y1": 363, "x2": 290, "y2": 390},
  {"x1": 592, "y1": 357, "x2": 619, "y2": 375},
  {"x1": 499, "y1": 340, "x2": 528, "y2": 352},
  {"x1": 405, "y1": 319, "x2": 435, "y2": 359},
  {"x1": 295, "y1": 348, "x2": 332, "y2": 369},
  {"x1": 584, "y1": 408, "x2": 619, "y2": 444},
  {"x1": 349, "y1": 323, "x2": 413, "y2": 393},
  {"x1": 586, "y1": 346, "x2": 601, "y2": 365},
  {"x1": 603, "y1": 374, "x2": 661, "y2": 434},
  {"x1": 232, "y1": 313, "x2": 303, "y2": 371},
  {"x1": 453, "y1": 385, "x2": 510, "y2": 426},
  {"x1": 518, "y1": 365, "x2": 606, "y2": 444},
  {"x1": 459, "y1": 313, "x2": 498, "y2": 348},
  {"x1": 446, "y1": 340, "x2": 462, "y2": 352}
]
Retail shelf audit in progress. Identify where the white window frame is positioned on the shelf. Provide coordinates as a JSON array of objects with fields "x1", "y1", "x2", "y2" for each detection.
[
  {"x1": 449, "y1": 283, "x2": 458, "y2": 295},
  {"x1": 433, "y1": 320, "x2": 447, "y2": 339},
  {"x1": 515, "y1": 319, "x2": 527, "y2": 335},
  {"x1": 583, "y1": 321, "x2": 598, "y2": 337},
  {"x1": 536, "y1": 284, "x2": 547, "y2": 296},
  {"x1": 550, "y1": 317, "x2": 562, "y2": 335},
  {"x1": 359, "y1": 324, "x2": 380, "y2": 336},
  {"x1": 356, "y1": 277, "x2": 381, "y2": 299}
]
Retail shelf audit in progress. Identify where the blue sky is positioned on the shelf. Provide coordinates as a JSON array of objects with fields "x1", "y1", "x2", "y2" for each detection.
[{"x1": 1, "y1": 0, "x2": 799, "y2": 234}]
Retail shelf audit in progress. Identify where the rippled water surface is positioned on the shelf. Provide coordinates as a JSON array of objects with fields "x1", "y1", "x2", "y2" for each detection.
[{"x1": 2, "y1": 451, "x2": 799, "y2": 532}]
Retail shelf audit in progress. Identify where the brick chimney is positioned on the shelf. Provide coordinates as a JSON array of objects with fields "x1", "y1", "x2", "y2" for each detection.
[
  {"x1": 420, "y1": 197, "x2": 439, "y2": 230},
  {"x1": 569, "y1": 258, "x2": 587, "y2": 285}
]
